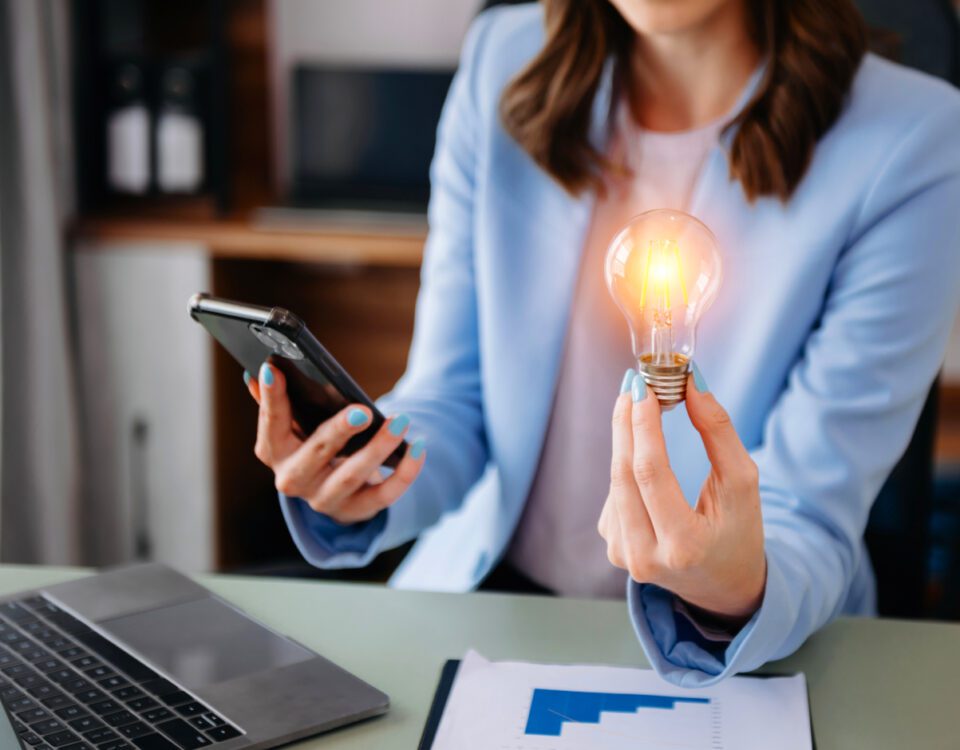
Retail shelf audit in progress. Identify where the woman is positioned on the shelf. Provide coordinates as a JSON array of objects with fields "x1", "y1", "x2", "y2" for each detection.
[{"x1": 246, "y1": 0, "x2": 960, "y2": 686}]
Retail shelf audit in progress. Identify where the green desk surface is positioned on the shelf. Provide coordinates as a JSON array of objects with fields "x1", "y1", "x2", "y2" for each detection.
[{"x1": 0, "y1": 565, "x2": 955, "y2": 749}]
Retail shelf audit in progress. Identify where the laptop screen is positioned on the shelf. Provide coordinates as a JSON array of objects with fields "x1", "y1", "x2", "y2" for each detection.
[
  {"x1": 1, "y1": 703, "x2": 23, "y2": 749},
  {"x1": 290, "y1": 64, "x2": 454, "y2": 210}
]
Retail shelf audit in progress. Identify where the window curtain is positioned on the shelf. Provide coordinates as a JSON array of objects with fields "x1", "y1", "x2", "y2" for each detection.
[{"x1": 0, "y1": 0, "x2": 82, "y2": 564}]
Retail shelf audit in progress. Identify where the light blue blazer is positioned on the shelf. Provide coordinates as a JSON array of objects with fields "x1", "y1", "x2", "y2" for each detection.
[{"x1": 281, "y1": 6, "x2": 960, "y2": 686}]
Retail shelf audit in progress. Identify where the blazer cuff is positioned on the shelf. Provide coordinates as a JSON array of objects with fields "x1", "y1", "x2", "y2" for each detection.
[
  {"x1": 279, "y1": 493, "x2": 388, "y2": 569},
  {"x1": 627, "y1": 550, "x2": 791, "y2": 687}
]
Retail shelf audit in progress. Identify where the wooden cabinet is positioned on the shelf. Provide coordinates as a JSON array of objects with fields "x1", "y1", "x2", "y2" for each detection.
[{"x1": 71, "y1": 220, "x2": 422, "y2": 572}]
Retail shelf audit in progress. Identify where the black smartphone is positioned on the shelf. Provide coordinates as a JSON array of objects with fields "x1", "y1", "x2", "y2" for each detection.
[{"x1": 189, "y1": 293, "x2": 406, "y2": 468}]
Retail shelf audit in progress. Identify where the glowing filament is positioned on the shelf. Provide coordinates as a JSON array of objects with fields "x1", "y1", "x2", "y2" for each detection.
[{"x1": 638, "y1": 239, "x2": 687, "y2": 315}]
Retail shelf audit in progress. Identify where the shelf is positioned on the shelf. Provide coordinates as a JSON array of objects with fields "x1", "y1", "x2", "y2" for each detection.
[{"x1": 71, "y1": 215, "x2": 427, "y2": 267}]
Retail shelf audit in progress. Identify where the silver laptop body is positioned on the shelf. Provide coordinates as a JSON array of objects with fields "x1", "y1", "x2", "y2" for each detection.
[{"x1": 0, "y1": 563, "x2": 388, "y2": 749}]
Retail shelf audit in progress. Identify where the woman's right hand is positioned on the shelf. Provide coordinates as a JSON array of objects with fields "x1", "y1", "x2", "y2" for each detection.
[{"x1": 245, "y1": 362, "x2": 426, "y2": 524}]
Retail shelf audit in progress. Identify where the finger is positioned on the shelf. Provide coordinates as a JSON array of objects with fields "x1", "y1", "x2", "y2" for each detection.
[
  {"x1": 299, "y1": 404, "x2": 374, "y2": 468},
  {"x1": 629, "y1": 374, "x2": 691, "y2": 537},
  {"x1": 274, "y1": 454, "x2": 333, "y2": 500},
  {"x1": 344, "y1": 439, "x2": 427, "y2": 522},
  {"x1": 317, "y1": 413, "x2": 411, "y2": 508},
  {"x1": 685, "y1": 364, "x2": 755, "y2": 481},
  {"x1": 243, "y1": 370, "x2": 261, "y2": 404},
  {"x1": 610, "y1": 388, "x2": 655, "y2": 543},
  {"x1": 274, "y1": 405, "x2": 372, "y2": 497},
  {"x1": 255, "y1": 362, "x2": 300, "y2": 465}
]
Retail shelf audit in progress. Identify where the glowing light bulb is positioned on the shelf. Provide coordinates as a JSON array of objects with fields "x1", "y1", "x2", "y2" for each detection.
[{"x1": 604, "y1": 209, "x2": 722, "y2": 410}]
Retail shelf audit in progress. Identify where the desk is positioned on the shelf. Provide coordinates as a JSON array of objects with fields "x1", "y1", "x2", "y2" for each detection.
[{"x1": 2, "y1": 565, "x2": 955, "y2": 749}]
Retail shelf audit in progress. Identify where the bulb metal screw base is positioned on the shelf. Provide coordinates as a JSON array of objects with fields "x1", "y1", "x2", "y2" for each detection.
[{"x1": 637, "y1": 356, "x2": 691, "y2": 411}]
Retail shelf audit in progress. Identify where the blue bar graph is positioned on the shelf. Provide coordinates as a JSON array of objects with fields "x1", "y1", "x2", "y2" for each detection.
[{"x1": 525, "y1": 688, "x2": 710, "y2": 737}]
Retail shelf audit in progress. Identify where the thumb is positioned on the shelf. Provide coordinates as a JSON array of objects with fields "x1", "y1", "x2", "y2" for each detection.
[{"x1": 685, "y1": 362, "x2": 752, "y2": 479}]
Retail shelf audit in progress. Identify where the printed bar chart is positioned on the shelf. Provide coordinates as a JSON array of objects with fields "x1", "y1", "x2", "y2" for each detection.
[{"x1": 525, "y1": 689, "x2": 711, "y2": 737}]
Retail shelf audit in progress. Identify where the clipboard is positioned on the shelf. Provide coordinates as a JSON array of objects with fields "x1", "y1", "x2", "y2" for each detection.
[
  {"x1": 417, "y1": 659, "x2": 818, "y2": 750},
  {"x1": 417, "y1": 659, "x2": 461, "y2": 750}
]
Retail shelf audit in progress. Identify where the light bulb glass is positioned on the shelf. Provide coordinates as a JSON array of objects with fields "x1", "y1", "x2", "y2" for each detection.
[{"x1": 604, "y1": 209, "x2": 722, "y2": 409}]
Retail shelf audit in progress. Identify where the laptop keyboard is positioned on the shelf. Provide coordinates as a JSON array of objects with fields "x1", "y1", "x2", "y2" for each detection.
[{"x1": 0, "y1": 595, "x2": 243, "y2": 749}]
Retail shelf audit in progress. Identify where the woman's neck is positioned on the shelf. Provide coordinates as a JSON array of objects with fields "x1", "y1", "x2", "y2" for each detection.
[{"x1": 629, "y1": 2, "x2": 760, "y2": 132}]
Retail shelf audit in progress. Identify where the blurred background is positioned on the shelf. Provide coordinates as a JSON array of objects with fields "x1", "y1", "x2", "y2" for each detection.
[{"x1": 0, "y1": 0, "x2": 959, "y2": 621}]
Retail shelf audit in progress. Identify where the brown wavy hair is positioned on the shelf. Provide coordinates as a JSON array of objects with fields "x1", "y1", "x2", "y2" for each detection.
[{"x1": 500, "y1": 0, "x2": 868, "y2": 201}]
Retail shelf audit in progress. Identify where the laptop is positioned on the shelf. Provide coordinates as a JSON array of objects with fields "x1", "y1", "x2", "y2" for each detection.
[{"x1": 0, "y1": 563, "x2": 388, "y2": 749}]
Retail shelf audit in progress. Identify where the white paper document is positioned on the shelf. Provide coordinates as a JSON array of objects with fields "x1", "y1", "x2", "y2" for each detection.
[{"x1": 431, "y1": 650, "x2": 812, "y2": 750}]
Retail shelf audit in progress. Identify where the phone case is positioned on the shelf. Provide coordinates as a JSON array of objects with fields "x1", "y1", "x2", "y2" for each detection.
[{"x1": 189, "y1": 293, "x2": 406, "y2": 468}]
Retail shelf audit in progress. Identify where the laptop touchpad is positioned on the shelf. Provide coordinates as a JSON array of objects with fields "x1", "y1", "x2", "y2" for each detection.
[{"x1": 102, "y1": 597, "x2": 312, "y2": 688}]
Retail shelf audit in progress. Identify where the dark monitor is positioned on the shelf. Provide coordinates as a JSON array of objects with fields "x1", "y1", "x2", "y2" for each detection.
[{"x1": 290, "y1": 65, "x2": 454, "y2": 212}]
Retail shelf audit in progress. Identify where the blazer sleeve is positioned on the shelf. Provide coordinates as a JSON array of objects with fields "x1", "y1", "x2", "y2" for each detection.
[
  {"x1": 628, "y1": 100, "x2": 960, "y2": 686},
  {"x1": 280, "y1": 11, "x2": 500, "y2": 569}
]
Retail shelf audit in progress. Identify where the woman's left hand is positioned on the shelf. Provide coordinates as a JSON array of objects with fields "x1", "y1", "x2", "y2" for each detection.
[{"x1": 599, "y1": 368, "x2": 767, "y2": 624}]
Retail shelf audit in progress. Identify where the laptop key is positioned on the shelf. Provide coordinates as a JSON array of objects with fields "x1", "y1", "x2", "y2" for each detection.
[
  {"x1": 156, "y1": 718, "x2": 211, "y2": 749},
  {"x1": 140, "y1": 678, "x2": 176, "y2": 697},
  {"x1": 42, "y1": 730, "x2": 79, "y2": 747},
  {"x1": 0, "y1": 602, "x2": 33, "y2": 621},
  {"x1": 99, "y1": 676, "x2": 129, "y2": 691},
  {"x1": 198, "y1": 713, "x2": 223, "y2": 728},
  {"x1": 53, "y1": 705, "x2": 87, "y2": 721},
  {"x1": 41, "y1": 695, "x2": 71, "y2": 710},
  {"x1": 71, "y1": 656, "x2": 98, "y2": 671},
  {"x1": 30, "y1": 718, "x2": 66, "y2": 735},
  {"x1": 113, "y1": 686, "x2": 144, "y2": 702},
  {"x1": 99, "y1": 741, "x2": 134, "y2": 750},
  {"x1": 34, "y1": 659, "x2": 63, "y2": 673},
  {"x1": 52, "y1": 646, "x2": 82, "y2": 659},
  {"x1": 141, "y1": 707, "x2": 173, "y2": 723},
  {"x1": 82, "y1": 726, "x2": 119, "y2": 744},
  {"x1": 67, "y1": 715, "x2": 103, "y2": 733},
  {"x1": 15, "y1": 675, "x2": 45, "y2": 690},
  {"x1": 187, "y1": 716, "x2": 213, "y2": 731},
  {"x1": 86, "y1": 666, "x2": 113, "y2": 681},
  {"x1": 126, "y1": 697, "x2": 157, "y2": 712},
  {"x1": 22, "y1": 649, "x2": 49, "y2": 663},
  {"x1": 75, "y1": 689, "x2": 105, "y2": 704},
  {"x1": 18, "y1": 731, "x2": 42, "y2": 745},
  {"x1": 159, "y1": 691, "x2": 191, "y2": 707},
  {"x1": 28, "y1": 684, "x2": 60, "y2": 701},
  {"x1": 118, "y1": 721, "x2": 152, "y2": 739},
  {"x1": 103, "y1": 710, "x2": 137, "y2": 727},
  {"x1": 47, "y1": 670, "x2": 74, "y2": 684},
  {"x1": 132, "y1": 734, "x2": 178, "y2": 750},
  {"x1": 205, "y1": 725, "x2": 241, "y2": 742},
  {"x1": 175, "y1": 702, "x2": 205, "y2": 717},
  {"x1": 16, "y1": 707, "x2": 48, "y2": 722},
  {"x1": 89, "y1": 699, "x2": 121, "y2": 715},
  {"x1": 9, "y1": 695, "x2": 36, "y2": 711},
  {"x1": 64, "y1": 678, "x2": 95, "y2": 694}
]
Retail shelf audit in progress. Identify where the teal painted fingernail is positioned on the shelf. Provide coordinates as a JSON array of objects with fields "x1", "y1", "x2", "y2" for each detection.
[
  {"x1": 243, "y1": 370, "x2": 252, "y2": 386},
  {"x1": 410, "y1": 439, "x2": 426, "y2": 459},
  {"x1": 620, "y1": 368, "x2": 636, "y2": 394},
  {"x1": 388, "y1": 414, "x2": 410, "y2": 436},
  {"x1": 692, "y1": 361, "x2": 709, "y2": 393},
  {"x1": 347, "y1": 408, "x2": 369, "y2": 427},
  {"x1": 631, "y1": 373, "x2": 646, "y2": 402},
  {"x1": 260, "y1": 363, "x2": 274, "y2": 386}
]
